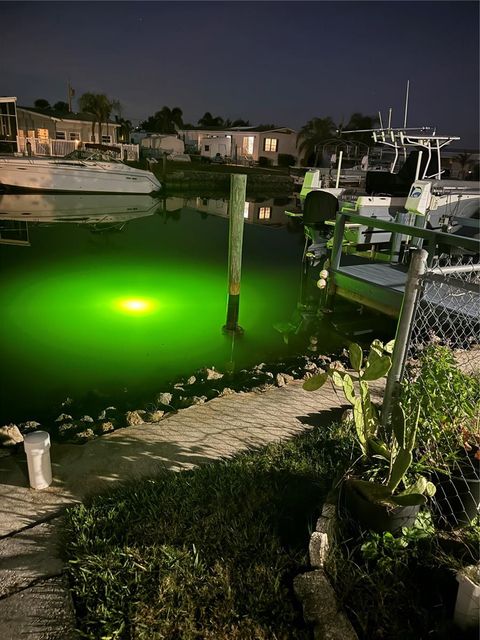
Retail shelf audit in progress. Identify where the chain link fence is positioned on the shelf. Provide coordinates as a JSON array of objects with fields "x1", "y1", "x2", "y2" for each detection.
[{"x1": 402, "y1": 254, "x2": 480, "y2": 528}]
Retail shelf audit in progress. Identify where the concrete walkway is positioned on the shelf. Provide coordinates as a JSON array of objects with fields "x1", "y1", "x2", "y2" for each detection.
[{"x1": 0, "y1": 380, "x2": 348, "y2": 639}]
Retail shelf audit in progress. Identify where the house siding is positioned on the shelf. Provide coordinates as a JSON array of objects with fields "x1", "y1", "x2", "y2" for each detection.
[{"x1": 179, "y1": 127, "x2": 298, "y2": 165}]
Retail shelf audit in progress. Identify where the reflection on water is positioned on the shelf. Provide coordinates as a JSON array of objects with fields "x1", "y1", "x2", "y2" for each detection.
[{"x1": 0, "y1": 193, "x2": 305, "y2": 423}]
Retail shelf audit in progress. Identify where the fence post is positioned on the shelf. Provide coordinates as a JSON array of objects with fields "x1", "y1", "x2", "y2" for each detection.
[
  {"x1": 382, "y1": 248, "x2": 428, "y2": 426},
  {"x1": 223, "y1": 173, "x2": 247, "y2": 334}
]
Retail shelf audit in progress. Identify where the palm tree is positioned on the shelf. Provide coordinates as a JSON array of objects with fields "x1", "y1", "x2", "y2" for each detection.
[
  {"x1": 342, "y1": 113, "x2": 379, "y2": 146},
  {"x1": 78, "y1": 93, "x2": 113, "y2": 142},
  {"x1": 116, "y1": 117, "x2": 133, "y2": 143},
  {"x1": 140, "y1": 106, "x2": 183, "y2": 133},
  {"x1": 296, "y1": 117, "x2": 337, "y2": 165}
]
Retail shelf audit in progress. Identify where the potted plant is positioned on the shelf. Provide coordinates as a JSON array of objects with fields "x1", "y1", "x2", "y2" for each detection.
[
  {"x1": 304, "y1": 339, "x2": 435, "y2": 533},
  {"x1": 454, "y1": 563, "x2": 480, "y2": 630}
]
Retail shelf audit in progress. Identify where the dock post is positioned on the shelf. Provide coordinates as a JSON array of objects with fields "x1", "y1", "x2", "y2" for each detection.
[
  {"x1": 223, "y1": 173, "x2": 247, "y2": 334},
  {"x1": 325, "y1": 212, "x2": 346, "y2": 310},
  {"x1": 382, "y1": 248, "x2": 428, "y2": 426}
]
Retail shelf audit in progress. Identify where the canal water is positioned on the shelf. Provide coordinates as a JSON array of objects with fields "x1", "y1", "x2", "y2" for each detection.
[{"x1": 0, "y1": 192, "x2": 323, "y2": 424}]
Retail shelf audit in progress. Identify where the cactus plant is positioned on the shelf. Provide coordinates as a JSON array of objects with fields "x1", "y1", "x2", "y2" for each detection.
[{"x1": 303, "y1": 339, "x2": 435, "y2": 515}]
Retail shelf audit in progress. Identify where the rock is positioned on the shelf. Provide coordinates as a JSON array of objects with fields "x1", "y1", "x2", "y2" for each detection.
[
  {"x1": 0, "y1": 424, "x2": 23, "y2": 447},
  {"x1": 57, "y1": 422, "x2": 78, "y2": 438},
  {"x1": 190, "y1": 395, "x2": 207, "y2": 405},
  {"x1": 309, "y1": 531, "x2": 330, "y2": 569},
  {"x1": 203, "y1": 367, "x2": 223, "y2": 381},
  {"x1": 97, "y1": 406, "x2": 117, "y2": 420},
  {"x1": 293, "y1": 570, "x2": 338, "y2": 625},
  {"x1": 205, "y1": 388, "x2": 221, "y2": 400},
  {"x1": 19, "y1": 421, "x2": 41, "y2": 433},
  {"x1": 75, "y1": 428, "x2": 95, "y2": 443},
  {"x1": 80, "y1": 415, "x2": 94, "y2": 423},
  {"x1": 186, "y1": 376, "x2": 196, "y2": 385},
  {"x1": 98, "y1": 421, "x2": 115, "y2": 434},
  {"x1": 275, "y1": 373, "x2": 286, "y2": 387},
  {"x1": 55, "y1": 413, "x2": 73, "y2": 423},
  {"x1": 173, "y1": 383, "x2": 185, "y2": 390},
  {"x1": 125, "y1": 410, "x2": 146, "y2": 426},
  {"x1": 146, "y1": 410, "x2": 164, "y2": 422},
  {"x1": 155, "y1": 392, "x2": 173, "y2": 407},
  {"x1": 218, "y1": 387, "x2": 235, "y2": 397}
]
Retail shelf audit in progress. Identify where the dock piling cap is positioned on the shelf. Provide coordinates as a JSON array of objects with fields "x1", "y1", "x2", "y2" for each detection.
[{"x1": 24, "y1": 431, "x2": 50, "y2": 453}]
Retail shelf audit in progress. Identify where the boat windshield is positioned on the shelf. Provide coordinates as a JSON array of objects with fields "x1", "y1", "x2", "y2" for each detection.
[{"x1": 63, "y1": 149, "x2": 122, "y2": 163}]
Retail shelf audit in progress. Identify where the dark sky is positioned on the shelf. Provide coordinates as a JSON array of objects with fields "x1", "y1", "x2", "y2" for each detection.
[{"x1": 1, "y1": 1, "x2": 479, "y2": 146}]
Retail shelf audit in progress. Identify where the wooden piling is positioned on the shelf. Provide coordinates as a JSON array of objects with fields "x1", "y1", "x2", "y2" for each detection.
[{"x1": 223, "y1": 173, "x2": 247, "y2": 334}]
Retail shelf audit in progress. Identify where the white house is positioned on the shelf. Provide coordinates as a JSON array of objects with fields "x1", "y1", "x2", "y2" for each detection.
[{"x1": 179, "y1": 126, "x2": 298, "y2": 166}]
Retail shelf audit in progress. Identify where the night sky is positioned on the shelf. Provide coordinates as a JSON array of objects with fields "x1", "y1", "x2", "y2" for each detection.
[{"x1": 1, "y1": 1, "x2": 479, "y2": 146}]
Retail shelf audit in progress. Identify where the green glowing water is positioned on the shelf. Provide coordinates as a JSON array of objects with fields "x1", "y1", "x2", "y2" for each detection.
[{"x1": 0, "y1": 197, "x2": 306, "y2": 422}]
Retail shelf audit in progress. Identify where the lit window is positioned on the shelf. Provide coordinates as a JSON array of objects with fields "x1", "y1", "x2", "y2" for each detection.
[
  {"x1": 244, "y1": 202, "x2": 250, "y2": 218},
  {"x1": 242, "y1": 136, "x2": 254, "y2": 155},
  {"x1": 258, "y1": 207, "x2": 271, "y2": 219},
  {"x1": 69, "y1": 132, "x2": 80, "y2": 140},
  {"x1": 55, "y1": 131, "x2": 66, "y2": 140},
  {"x1": 101, "y1": 135, "x2": 111, "y2": 143},
  {"x1": 264, "y1": 138, "x2": 278, "y2": 152}
]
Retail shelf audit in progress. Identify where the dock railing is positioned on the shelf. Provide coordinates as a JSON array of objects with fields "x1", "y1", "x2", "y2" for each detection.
[{"x1": 327, "y1": 210, "x2": 480, "y2": 527}]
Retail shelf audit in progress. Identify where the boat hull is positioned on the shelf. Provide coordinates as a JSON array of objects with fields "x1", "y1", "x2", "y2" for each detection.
[{"x1": 0, "y1": 158, "x2": 162, "y2": 194}]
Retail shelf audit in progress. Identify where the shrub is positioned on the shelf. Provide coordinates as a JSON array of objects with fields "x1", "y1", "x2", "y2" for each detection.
[
  {"x1": 278, "y1": 154, "x2": 296, "y2": 167},
  {"x1": 258, "y1": 156, "x2": 272, "y2": 167}
]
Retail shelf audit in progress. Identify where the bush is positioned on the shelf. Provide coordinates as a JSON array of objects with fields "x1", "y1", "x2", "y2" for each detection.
[
  {"x1": 278, "y1": 154, "x2": 296, "y2": 168},
  {"x1": 258, "y1": 156, "x2": 272, "y2": 167}
]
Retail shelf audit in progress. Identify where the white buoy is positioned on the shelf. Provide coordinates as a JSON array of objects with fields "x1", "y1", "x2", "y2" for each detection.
[
  {"x1": 320, "y1": 269, "x2": 329, "y2": 279},
  {"x1": 24, "y1": 431, "x2": 52, "y2": 490},
  {"x1": 316, "y1": 278, "x2": 327, "y2": 289}
]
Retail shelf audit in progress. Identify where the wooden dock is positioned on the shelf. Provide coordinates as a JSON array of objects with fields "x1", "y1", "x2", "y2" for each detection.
[{"x1": 328, "y1": 212, "x2": 480, "y2": 318}]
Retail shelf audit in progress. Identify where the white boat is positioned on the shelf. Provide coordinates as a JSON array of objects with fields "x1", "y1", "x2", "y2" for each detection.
[
  {"x1": 0, "y1": 193, "x2": 162, "y2": 223},
  {"x1": 289, "y1": 128, "x2": 479, "y2": 250},
  {"x1": 0, "y1": 149, "x2": 162, "y2": 194}
]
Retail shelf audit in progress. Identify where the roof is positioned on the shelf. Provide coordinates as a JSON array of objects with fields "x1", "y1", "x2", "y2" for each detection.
[
  {"x1": 180, "y1": 126, "x2": 296, "y2": 134},
  {"x1": 17, "y1": 106, "x2": 120, "y2": 126}
]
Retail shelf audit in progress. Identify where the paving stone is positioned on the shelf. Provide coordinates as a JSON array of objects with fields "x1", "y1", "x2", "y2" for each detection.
[
  {"x1": 0, "y1": 575, "x2": 76, "y2": 640},
  {"x1": 0, "y1": 521, "x2": 63, "y2": 597}
]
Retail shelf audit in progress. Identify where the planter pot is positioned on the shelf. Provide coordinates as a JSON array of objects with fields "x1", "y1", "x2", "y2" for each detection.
[
  {"x1": 434, "y1": 467, "x2": 480, "y2": 527},
  {"x1": 454, "y1": 565, "x2": 480, "y2": 630},
  {"x1": 343, "y1": 479, "x2": 420, "y2": 534}
]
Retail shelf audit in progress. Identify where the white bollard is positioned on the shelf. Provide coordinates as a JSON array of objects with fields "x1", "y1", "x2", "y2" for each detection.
[{"x1": 24, "y1": 431, "x2": 52, "y2": 490}]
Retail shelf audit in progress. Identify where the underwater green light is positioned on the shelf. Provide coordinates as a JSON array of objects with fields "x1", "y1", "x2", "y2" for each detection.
[{"x1": 116, "y1": 298, "x2": 156, "y2": 314}]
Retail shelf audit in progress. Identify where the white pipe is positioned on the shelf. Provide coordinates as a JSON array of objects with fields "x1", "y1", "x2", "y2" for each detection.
[
  {"x1": 24, "y1": 431, "x2": 52, "y2": 490},
  {"x1": 388, "y1": 108, "x2": 392, "y2": 129},
  {"x1": 414, "y1": 150, "x2": 423, "y2": 181},
  {"x1": 404, "y1": 80, "x2": 410, "y2": 128},
  {"x1": 335, "y1": 150, "x2": 343, "y2": 188}
]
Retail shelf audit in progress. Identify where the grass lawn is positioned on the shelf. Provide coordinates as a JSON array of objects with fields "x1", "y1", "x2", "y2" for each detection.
[{"x1": 62, "y1": 422, "x2": 350, "y2": 640}]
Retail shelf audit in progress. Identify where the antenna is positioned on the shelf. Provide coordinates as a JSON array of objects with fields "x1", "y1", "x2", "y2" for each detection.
[
  {"x1": 388, "y1": 108, "x2": 392, "y2": 129},
  {"x1": 403, "y1": 80, "x2": 410, "y2": 128}
]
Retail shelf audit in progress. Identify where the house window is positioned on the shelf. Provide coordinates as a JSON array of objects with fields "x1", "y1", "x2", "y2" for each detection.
[
  {"x1": 204, "y1": 145, "x2": 210, "y2": 151},
  {"x1": 69, "y1": 132, "x2": 80, "y2": 141},
  {"x1": 101, "y1": 135, "x2": 112, "y2": 144},
  {"x1": 264, "y1": 138, "x2": 278, "y2": 152},
  {"x1": 258, "y1": 207, "x2": 271, "y2": 220},
  {"x1": 242, "y1": 136, "x2": 254, "y2": 155},
  {"x1": 243, "y1": 202, "x2": 250, "y2": 218},
  {"x1": 55, "y1": 131, "x2": 66, "y2": 140}
]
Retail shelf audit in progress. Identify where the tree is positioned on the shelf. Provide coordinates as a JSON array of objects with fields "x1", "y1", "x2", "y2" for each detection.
[
  {"x1": 455, "y1": 152, "x2": 473, "y2": 179},
  {"x1": 78, "y1": 93, "x2": 114, "y2": 142},
  {"x1": 341, "y1": 113, "x2": 379, "y2": 146},
  {"x1": 296, "y1": 117, "x2": 337, "y2": 165},
  {"x1": 116, "y1": 117, "x2": 133, "y2": 143},
  {"x1": 34, "y1": 99, "x2": 51, "y2": 110},
  {"x1": 197, "y1": 112, "x2": 224, "y2": 128},
  {"x1": 140, "y1": 106, "x2": 184, "y2": 133},
  {"x1": 53, "y1": 101, "x2": 69, "y2": 114}
]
